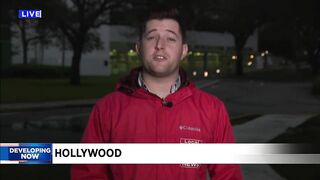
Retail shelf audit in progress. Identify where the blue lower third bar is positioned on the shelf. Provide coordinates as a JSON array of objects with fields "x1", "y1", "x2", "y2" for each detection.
[{"x1": 1, "y1": 143, "x2": 52, "y2": 164}]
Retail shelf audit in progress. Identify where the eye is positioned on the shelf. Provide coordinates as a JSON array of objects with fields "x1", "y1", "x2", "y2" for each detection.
[
  {"x1": 167, "y1": 37, "x2": 177, "y2": 42},
  {"x1": 146, "y1": 36, "x2": 155, "y2": 41}
]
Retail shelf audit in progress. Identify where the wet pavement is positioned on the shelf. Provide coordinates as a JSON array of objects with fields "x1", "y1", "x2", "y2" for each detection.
[
  {"x1": 0, "y1": 107, "x2": 90, "y2": 143},
  {"x1": 203, "y1": 80, "x2": 320, "y2": 116}
]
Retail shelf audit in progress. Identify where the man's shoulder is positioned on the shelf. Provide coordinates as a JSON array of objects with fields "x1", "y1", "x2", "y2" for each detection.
[
  {"x1": 190, "y1": 86, "x2": 225, "y2": 108},
  {"x1": 94, "y1": 91, "x2": 128, "y2": 108}
]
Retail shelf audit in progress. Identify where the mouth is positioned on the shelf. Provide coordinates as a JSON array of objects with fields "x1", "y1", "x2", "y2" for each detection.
[{"x1": 153, "y1": 54, "x2": 167, "y2": 61}]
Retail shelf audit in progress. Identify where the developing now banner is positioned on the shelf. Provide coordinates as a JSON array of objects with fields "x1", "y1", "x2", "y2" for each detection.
[{"x1": 0, "y1": 143, "x2": 320, "y2": 164}]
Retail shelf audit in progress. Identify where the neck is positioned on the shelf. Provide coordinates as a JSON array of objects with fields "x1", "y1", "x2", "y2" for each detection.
[{"x1": 142, "y1": 70, "x2": 179, "y2": 98}]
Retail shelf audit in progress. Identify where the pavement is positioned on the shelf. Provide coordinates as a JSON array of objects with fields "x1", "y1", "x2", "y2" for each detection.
[
  {"x1": 1, "y1": 79, "x2": 319, "y2": 180},
  {"x1": 204, "y1": 80, "x2": 320, "y2": 116},
  {"x1": 234, "y1": 114, "x2": 315, "y2": 143}
]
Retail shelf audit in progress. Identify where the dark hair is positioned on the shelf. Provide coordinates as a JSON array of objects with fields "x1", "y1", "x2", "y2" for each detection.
[{"x1": 138, "y1": 7, "x2": 186, "y2": 43}]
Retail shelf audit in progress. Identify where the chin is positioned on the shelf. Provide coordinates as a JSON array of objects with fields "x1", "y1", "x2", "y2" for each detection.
[
  {"x1": 144, "y1": 64, "x2": 178, "y2": 77},
  {"x1": 150, "y1": 69, "x2": 178, "y2": 78}
]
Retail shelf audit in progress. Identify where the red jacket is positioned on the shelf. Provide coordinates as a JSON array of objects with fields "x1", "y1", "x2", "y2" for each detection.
[{"x1": 71, "y1": 68, "x2": 242, "y2": 180}]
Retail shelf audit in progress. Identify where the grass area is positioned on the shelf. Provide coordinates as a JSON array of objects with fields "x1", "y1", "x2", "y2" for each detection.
[
  {"x1": 1, "y1": 64, "x2": 71, "y2": 78},
  {"x1": 0, "y1": 74, "x2": 221, "y2": 104},
  {"x1": 313, "y1": 75, "x2": 320, "y2": 95},
  {"x1": 2, "y1": 67, "x2": 318, "y2": 103},
  {"x1": 271, "y1": 114, "x2": 320, "y2": 143},
  {"x1": 230, "y1": 114, "x2": 261, "y2": 126},
  {"x1": 0, "y1": 76, "x2": 121, "y2": 103},
  {"x1": 270, "y1": 114, "x2": 320, "y2": 180}
]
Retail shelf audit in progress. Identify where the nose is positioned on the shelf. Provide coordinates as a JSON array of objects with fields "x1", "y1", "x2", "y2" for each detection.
[{"x1": 155, "y1": 37, "x2": 165, "y2": 50}]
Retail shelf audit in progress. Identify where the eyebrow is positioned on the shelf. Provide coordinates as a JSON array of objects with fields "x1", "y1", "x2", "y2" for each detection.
[
  {"x1": 166, "y1": 29, "x2": 179, "y2": 38},
  {"x1": 145, "y1": 29, "x2": 157, "y2": 36},
  {"x1": 145, "y1": 29, "x2": 179, "y2": 38}
]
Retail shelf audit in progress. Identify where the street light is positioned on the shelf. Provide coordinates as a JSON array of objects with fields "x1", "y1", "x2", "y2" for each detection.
[
  {"x1": 127, "y1": 49, "x2": 136, "y2": 57},
  {"x1": 192, "y1": 71, "x2": 197, "y2": 76},
  {"x1": 204, "y1": 71, "x2": 209, "y2": 77}
]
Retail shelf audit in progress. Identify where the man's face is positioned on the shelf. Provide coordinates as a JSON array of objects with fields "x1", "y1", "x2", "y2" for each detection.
[{"x1": 136, "y1": 19, "x2": 188, "y2": 77}]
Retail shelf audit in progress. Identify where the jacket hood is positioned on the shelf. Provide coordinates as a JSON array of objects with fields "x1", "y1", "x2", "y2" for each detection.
[{"x1": 117, "y1": 66, "x2": 190, "y2": 95}]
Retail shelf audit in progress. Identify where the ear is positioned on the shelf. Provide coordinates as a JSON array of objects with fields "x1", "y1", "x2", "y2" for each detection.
[
  {"x1": 135, "y1": 41, "x2": 141, "y2": 56},
  {"x1": 180, "y1": 43, "x2": 188, "y2": 60}
]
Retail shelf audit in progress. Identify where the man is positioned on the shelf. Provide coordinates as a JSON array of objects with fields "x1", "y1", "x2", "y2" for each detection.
[{"x1": 71, "y1": 8, "x2": 242, "y2": 180}]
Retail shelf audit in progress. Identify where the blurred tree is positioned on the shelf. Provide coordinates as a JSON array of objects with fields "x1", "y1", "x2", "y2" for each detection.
[
  {"x1": 287, "y1": 0, "x2": 319, "y2": 74},
  {"x1": 40, "y1": 0, "x2": 126, "y2": 85},
  {"x1": 0, "y1": 1, "x2": 12, "y2": 73},
  {"x1": 14, "y1": 20, "x2": 42, "y2": 65},
  {"x1": 8, "y1": 0, "x2": 51, "y2": 65},
  {"x1": 259, "y1": 0, "x2": 319, "y2": 74},
  {"x1": 212, "y1": 0, "x2": 266, "y2": 75},
  {"x1": 166, "y1": 0, "x2": 266, "y2": 75}
]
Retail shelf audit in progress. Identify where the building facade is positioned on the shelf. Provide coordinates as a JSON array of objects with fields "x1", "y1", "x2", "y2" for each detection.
[{"x1": 11, "y1": 25, "x2": 258, "y2": 76}]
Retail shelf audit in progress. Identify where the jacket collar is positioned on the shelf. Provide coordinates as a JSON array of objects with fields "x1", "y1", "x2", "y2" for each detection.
[
  {"x1": 117, "y1": 66, "x2": 189, "y2": 95},
  {"x1": 137, "y1": 71, "x2": 181, "y2": 95}
]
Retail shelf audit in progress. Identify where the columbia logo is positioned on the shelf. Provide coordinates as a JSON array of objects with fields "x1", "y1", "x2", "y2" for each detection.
[
  {"x1": 180, "y1": 164, "x2": 200, "y2": 168},
  {"x1": 179, "y1": 125, "x2": 201, "y2": 132}
]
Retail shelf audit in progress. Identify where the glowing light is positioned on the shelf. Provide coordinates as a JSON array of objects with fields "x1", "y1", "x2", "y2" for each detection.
[
  {"x1": 247, "y1": 61, "x2": 253, "y2": 66},
  {"x1": 192, "y1": 71, "x2": 197, "y2": 76},
  {"x1": 250, "y1": 55, "x2": 254, "y2": 59},
  {"x1": 204, "y1": 71, "x2": 209, "y2": 77},
  {"x1": 261, "y1": 53, "x2": 265, "y2": 57},
  {"x1": 265, "y1": 50, "x2": 269, "y2": 55},
  {"x1": 232, "y1": 55, "x2": 237, "y2": 60},
  {"x1": 188, "y1": 51, "x2": 193, "y2": 55},
  {"x1": 109, "y1": 49, "x2": 117, "y2": 56},
  {"x1": 216, "y1": 69, "x2": 221, "y2": 74},
  {"x1": 128, "y1": 49, "x2": 136, "y2": 57},
  {"x1": 195, "y1": 52, "x2": 202, "y2": 56}
]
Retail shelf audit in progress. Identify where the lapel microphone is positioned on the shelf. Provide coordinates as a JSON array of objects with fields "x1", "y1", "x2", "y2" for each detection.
[{"x1": 162, "y1": 100, "x2": 173, "y2": 108}]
